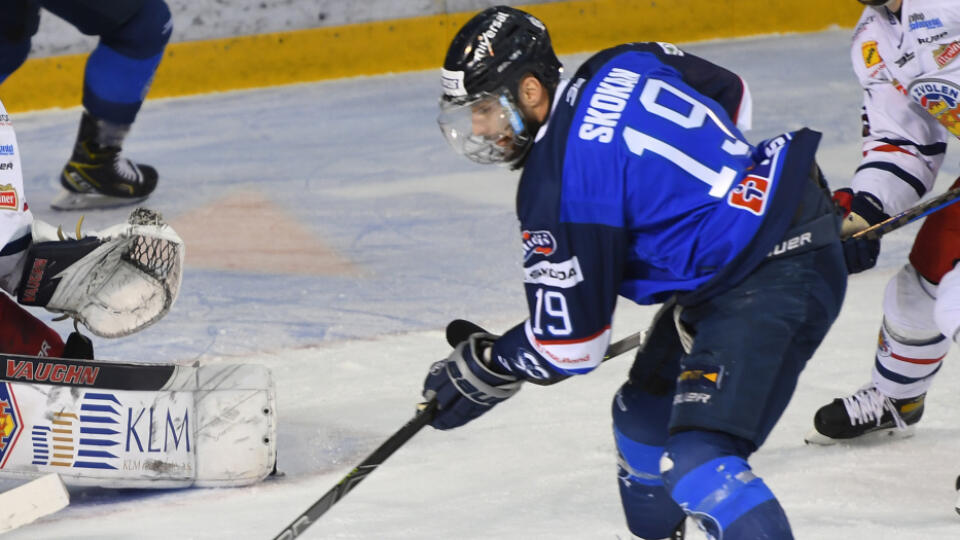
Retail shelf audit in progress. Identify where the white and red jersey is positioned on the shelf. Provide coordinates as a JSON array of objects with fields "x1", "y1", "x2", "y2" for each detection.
[
  {"x1": 851, "y1": 0, "x2": 960, "y2": 215},
  {"x1": 0, "y1": 98, "x2": 34, "y2": 295}
]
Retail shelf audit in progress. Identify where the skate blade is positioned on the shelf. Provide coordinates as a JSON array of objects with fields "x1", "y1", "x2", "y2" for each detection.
[
  {"x1": 50, "y1": 190, "x2": 149, "y2": 211},
  {"x1": 804, "y1": 424, "x2": 917, "y2": 446}
]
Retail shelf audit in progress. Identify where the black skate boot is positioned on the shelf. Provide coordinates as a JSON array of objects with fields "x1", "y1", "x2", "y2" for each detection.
[
  {"x1": 804, "y1": 384, "x2": 925, "y2": 445},
  {"x1": 52, "y1": 111, "x2": 158, "y2": 211}
]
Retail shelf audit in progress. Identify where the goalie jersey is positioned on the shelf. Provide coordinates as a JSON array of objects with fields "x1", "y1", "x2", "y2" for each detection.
[
  {"x1": 488, "y1": 43, "x2": 824, "y2": 382},
  {"x1": 0, "y1": 99, "x2": 32, "y2": 296},
  {"x1": 850, "y1": 0, "x2": 960, "y2": 215}
]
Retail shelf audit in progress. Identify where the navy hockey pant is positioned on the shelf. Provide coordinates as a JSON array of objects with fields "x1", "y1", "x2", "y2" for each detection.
[
  {"x1": 0, "y1": 0, "x2": 172, "y2": 124},
  {"x1": 613, "y1": 230, "x2": 845, "y2": 538}
]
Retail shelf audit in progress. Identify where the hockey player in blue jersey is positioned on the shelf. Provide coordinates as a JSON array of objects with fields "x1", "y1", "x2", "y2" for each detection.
[
  {"x1": 0, "y1": 0, "x2": 170, "y2": 210},
  {"x1": 421, "y1": 6, "x2": 863, "y2": 540}
]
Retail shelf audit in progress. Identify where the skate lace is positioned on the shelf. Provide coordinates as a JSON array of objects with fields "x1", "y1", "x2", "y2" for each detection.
[
  {"x1": 841, "y1": 385, "x2": 907, "y2": 429},
  {"x1": 113, "y1": 155, "x2": 144, "y2": 184}
]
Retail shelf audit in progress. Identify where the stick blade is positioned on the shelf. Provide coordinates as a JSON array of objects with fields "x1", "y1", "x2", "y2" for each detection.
[
  {"x1": 0, "y1": 474, "x2": 70, "y2": 533},
  {"x1": 445, "y1": 319, "x2": 488, "y2": 347}
]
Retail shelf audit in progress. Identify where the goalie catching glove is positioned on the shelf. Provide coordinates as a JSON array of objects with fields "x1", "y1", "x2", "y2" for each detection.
[
  {"x1": 16, "y1": 208, "x2": 184, "y2": 338},
  {"x1": 422, "y1": 332, "x2": 522, "y2": 430}
]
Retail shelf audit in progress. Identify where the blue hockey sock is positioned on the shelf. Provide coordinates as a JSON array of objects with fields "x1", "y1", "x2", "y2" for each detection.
[
  {"x1": 662, "y1": 430, "x2": 793, "y2": 539},
  {"x1": 612, "y1": 381, "x2": 685, "y2": 538},
  {"x1": 83, "y1": 45, "x2": 164, "y2": 124},
  {"x1": 82, "y1": 0, "x2": 172, "y2": 124}
]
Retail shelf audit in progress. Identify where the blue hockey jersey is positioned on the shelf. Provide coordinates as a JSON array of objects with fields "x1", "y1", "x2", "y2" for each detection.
[{"x1": 488, "y1": 43, "x2": 821, "y2": 383}]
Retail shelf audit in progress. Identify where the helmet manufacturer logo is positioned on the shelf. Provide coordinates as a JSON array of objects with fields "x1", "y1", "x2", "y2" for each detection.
[{"x1": 472, "y1": 11, "x2": 510, "y2": 64}]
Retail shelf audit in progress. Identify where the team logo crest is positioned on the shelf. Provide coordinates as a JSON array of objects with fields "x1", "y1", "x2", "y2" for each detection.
[
  {"x1": 728, "y1": 174, "x2": 770, "y2": 216},
  {"x1": 0, "y1": 384, "x2": 22, "y2": 468},
  {"x1": 909, "y1": 78, "x2": 960, "y2": 136},
  {"x1": 862, "y1": 41, "x2": 881, "y2": 68},
  {"x1": 0, "y1": 184, "x2": 17, "y2": 211},
  {"x1": 522, "y1": 230, "x2": 556, "y2": 261}
]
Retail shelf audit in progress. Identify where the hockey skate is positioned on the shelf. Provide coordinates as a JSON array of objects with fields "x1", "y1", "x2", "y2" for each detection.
[
  {"x1": 804, "y1": 384, "x2": 924, "y2": 445},
  {"x1": 51, "y1": 112, "x2": 158, "y2": 211}
]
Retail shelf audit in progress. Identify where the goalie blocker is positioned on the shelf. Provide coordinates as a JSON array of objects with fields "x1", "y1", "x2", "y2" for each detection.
[{"x1": 0, "y1": 352, "x2": 277, "y2": 488}]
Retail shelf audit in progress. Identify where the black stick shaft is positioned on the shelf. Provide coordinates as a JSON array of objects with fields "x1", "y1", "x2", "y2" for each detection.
[
  {"x1": 273, "y1": 400, "x2": 438, "y2": 540},
  {"x1": 274, "y1": 329, "x2": 644, "y2": 539},
  {"x1": 851, "y1": 186, "x2": 960, "y2": 240}
]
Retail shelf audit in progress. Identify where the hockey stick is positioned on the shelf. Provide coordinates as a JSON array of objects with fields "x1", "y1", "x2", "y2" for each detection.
[
  {"x1": 0, "y1": 473, "x2": 69, "y2": 533},
  {"x1": 272, "y1": 324, "x2": 645, "y2": 540},
  {"x1": 0, "y1": 352, "x2": 177, "y2": 391},
  {"x1": 851, "y1": 185, "x2": 960, "y2": 240}
]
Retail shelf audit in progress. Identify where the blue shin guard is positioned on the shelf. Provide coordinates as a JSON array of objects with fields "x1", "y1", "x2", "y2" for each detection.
[
  {"x1": 613, "y1": 382, "x2": 686, "y2": 539},
  {"x1": 661, "y1": 430, "x2": 792, "y2": 540}
]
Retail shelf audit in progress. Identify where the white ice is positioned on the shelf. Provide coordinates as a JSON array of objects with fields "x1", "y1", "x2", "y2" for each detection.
[{"x1": 4, "y1": 29, "x2": 960, "y2": 539}]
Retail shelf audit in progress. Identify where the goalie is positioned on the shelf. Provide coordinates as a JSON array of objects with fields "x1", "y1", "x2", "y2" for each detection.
[
  {"x1": 0, "y1": 98, "x2": 275, "y2": 493},
  {"x1": 0, "y1": 96, "x2": 183, "y2": 357}
]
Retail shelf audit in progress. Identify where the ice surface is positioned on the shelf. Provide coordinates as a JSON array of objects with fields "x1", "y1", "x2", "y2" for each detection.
[{"x1": 4, "y1": 29, "x2": 960, "y2": 539}]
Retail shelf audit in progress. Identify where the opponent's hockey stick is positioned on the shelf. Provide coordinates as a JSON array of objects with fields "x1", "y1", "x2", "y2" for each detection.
[
  {"x1": 272, "y1": 321, "x2": 645, "y2": 540},
  {"x1": 851, "y1": 185, "x2": 960, "y2": 240}
]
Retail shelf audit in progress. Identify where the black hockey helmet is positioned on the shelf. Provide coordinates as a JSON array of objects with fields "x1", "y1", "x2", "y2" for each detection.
[
  {"x1": 857, "y1": 0, "x2": 895, "y2": 6},
  {"x1": 437, "y1": 6, "x2": 562, "y2": 165}
]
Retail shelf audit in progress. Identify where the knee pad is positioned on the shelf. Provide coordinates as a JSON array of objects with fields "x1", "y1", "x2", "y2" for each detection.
[
  {"x1": 934, "y1": 264, "x2": 960, "y2": 342},
  {"x1": 612, "y1": 381, "x2": 685, "y2": 539},
  {"x1": 100, "y1": 0, "x2": 173, "y2": 59},
  {"x1": 661, "y1": 431, "x2": 792, "y2": 539}
]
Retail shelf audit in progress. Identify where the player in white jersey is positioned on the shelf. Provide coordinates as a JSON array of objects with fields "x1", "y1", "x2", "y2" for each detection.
[
  {"x1": 807, "y1": 0, "x2": 960, "y2": 443},
  {"x1": 0, "y1": 97, "x2": 184, "y2": 359},
  {"x1": 0, "y1": 98, "x2": 72, "y2": 358}
]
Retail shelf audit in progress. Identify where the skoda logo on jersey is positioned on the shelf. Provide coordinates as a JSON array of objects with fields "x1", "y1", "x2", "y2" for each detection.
[
  {"x1": 0, "y1": 384, "x2": 22, "y2": 468},
  {"x1": 909, "y1": 78, "x2": 960, "y2": 136},
  {"x1": 522, "y1": 230, "x2": 556, "y2": 261},
  {"x1": 0, "y1": 145, "x2": 13, "y2": 156}
]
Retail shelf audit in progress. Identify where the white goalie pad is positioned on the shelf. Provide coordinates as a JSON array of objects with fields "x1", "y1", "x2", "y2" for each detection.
[
  {"x1": 35, "y1": 208, "x2": 185, "y2": 338},
  {"x1": 0, "y1": 363, "x2": 277, "y2": 489}
]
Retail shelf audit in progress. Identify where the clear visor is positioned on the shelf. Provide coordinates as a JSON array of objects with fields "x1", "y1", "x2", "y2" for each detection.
[{"x1": 437, "y1": 91, "x2": 527, "y2": 165}]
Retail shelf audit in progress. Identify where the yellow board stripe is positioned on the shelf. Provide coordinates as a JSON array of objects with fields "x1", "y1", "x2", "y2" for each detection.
[{"x1": 0, "y1": 0, "x2": 862, "y2": 113}]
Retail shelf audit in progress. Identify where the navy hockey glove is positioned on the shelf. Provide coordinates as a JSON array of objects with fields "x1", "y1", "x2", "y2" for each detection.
[
  {"x1": 842, "y1": 235, "x2": 881, "y2": 274},
  {"x1": 837, "y1": 190, "x2": 889, "y2": 237},
  {"x1": 422, "y1": 333, "x2": 522, "y2": 430},
  {"x1": 833, "y1": 189, "x2": 885, "y2": 273}
]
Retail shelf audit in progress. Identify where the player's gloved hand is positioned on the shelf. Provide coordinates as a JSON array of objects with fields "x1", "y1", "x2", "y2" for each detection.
[
  {"x1": 833, "y1": 189, "x2": 885, "y2": 273},
  {"x1": 422, "y1": 332, "x2": 522, "y2": 430},
  {"x1": 841, "y1": 235, "x2": 881, "y2": 274},
  {"x1": 835, "y1": 189, "x2": 889, "y2": 237}
]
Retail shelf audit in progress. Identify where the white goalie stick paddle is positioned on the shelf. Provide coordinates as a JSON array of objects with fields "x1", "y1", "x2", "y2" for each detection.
[
  {"x1": 273, "y1": 321, "x2": 645, "y2": 540},
  {"x1": 0, "y1": 473, "x2": 69, "y2": 533}
]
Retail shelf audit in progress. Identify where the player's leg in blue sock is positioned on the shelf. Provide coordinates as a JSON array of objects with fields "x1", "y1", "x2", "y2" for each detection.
[{"x1": 662, "y1": 429, "x2": 792, "y2": 540}]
